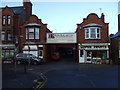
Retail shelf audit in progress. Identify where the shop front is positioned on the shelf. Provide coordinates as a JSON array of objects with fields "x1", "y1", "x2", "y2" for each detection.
[
  {"x1": 23, "y1": 42, "x2": 43, "y2": 59},
  {"x1": 2, "y1": 44, "x2": 15, "y2": 64},
  {"x1": 78, "y1": 43, "x2": 110, "y2": 64},
  {"x1": 47, "y1": 33, "x2": 77, "y2": 62}
]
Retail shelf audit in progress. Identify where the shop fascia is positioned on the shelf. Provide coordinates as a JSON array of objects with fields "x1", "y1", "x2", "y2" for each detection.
[{"x1": 78, "y1": 43, "x2": 110, "y2": 50}]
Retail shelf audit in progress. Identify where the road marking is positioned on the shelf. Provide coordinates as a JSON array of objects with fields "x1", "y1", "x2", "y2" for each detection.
[
  {"x1": 89, "y1": 80, "x2": 96, "y2": 88},
  {"x1": 28, "y1": 68, "x2": 34, "y2": 70}
]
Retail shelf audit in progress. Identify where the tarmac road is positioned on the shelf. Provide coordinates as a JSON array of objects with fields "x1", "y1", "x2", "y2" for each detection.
[
  {"x1": 2, "y1": 60, "x2": 119, "y2": 89},
  {"x1": 42, "y1": 62, "x2": 119, "y2": 88}
]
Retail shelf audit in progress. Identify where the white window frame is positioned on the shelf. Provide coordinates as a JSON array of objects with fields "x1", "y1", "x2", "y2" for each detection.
[
  {"x1": 26, "y1": 27, "x2": 40, "y2": 40},
  {"x1": 7, "y1": 31, "x2": 12, "y2": 41},
  {"x1": 29, "y1": 28, "x2": 34, "y2": 39},
  {"x1": 2, "y1": 31, "x2": 5, "y2": 41},
  {"x1": 85, "y1": 27, "x2": 101, "y2": 39},
  {"x1": 35, "y1": 27, "x2": 39, "y2": 39},
  {"x1": 2, "y1": 15, "x2": 6, "y2": 25},
  {"x1": 26, "y1": 28, "x2": 28, "y2": 39},
  {"x1": 7, "y1": 15, "x2": 11, "y2": 25}
]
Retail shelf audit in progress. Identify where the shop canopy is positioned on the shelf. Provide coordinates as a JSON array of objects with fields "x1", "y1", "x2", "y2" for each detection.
[{"x1": 23, "y1": 45, "x2": 37, "y2": 51}]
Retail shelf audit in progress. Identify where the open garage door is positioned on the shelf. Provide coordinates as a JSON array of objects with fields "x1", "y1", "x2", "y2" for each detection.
[{"x1": 51, "y1": 44, "x2": 77, "y2": 62}]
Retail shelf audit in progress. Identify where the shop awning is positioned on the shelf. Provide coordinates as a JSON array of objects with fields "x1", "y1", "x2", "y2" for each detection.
[
  {"x1": 23, "y1": 45, "x2": 37, "y2": 50},
  {"x1": 24, "y1": 41, "x2": 43, "y2": 45}
]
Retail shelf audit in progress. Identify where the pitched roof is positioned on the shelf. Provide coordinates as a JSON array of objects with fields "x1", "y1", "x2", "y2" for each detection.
[
  {"x1": 10, "y1": 6, "x2": 24, "y2": 14},
  {"x1": 0, "y1": 6, "x2": 24, "y2": 14},
  {"x1": 111, "y1": 31, "x2": 120, "y2": 38}
]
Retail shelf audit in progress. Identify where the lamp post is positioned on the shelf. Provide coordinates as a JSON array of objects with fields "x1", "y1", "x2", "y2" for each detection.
[{"x1": 11, "y1": 35, "x2": 23, "y2": 77}]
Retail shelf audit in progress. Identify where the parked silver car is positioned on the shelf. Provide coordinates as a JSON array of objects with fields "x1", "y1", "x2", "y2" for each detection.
[{"x1": 16, "y1": 53, "x2": 43, "y2": 65}]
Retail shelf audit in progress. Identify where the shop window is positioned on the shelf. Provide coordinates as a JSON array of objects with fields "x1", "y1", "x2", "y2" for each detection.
[
  {"x1": 85, "y1": 27, "x2": 100, "y2": 39},
  {"x1": 2, "y1": 50, "x2": 14, "y2": 60}
]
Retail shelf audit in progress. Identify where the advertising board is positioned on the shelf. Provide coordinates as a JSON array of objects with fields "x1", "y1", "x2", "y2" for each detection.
[{"x1": 47, "y1": 33, "x2": 76, "y2": 43}]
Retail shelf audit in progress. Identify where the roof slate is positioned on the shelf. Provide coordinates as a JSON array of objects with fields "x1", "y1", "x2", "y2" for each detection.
[
  {"x1": 111, "y1": 31, "x2": 120, "y2": 38},
  {"x1": 10, "y1": 7, "x2": 24, "y2": 14},
  {"x1": 0, "y1": 6, "x2": 24, "y2": 14}
]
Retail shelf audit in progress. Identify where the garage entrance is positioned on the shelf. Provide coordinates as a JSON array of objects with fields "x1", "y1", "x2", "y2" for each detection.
[
  {"x1": 52, "y1": 44, "x2": 77, "y2": 62},
  {"x1": 47, "y1": 33, "x2": 77, "y2": 62}
]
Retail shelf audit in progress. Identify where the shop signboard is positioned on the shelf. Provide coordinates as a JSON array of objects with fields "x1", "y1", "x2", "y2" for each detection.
[{"x1": 47, "y1": 33, "x2": 77, "y2": 43}]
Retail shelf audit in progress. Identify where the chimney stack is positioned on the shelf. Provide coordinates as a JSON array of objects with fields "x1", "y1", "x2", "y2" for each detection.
[
  {"x1": 101, "y1": 13, "x2": 104, "y2": 22},
  {"x1": 23, "y1": 0, "x2": 32, "y2": 20}
]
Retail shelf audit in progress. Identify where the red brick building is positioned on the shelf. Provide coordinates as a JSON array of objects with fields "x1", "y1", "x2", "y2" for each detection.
[
  {"x1": 1, "y1": 1, "x2": 112, "y2": 64},
  {"x1": 1, "y1": 0, "x2": 51, "y2": 61},
  {"x1": 1, "y1": 3, "x2": 27, "y2": 60},
  {"x1": 20, "y1": 15, "x2": 51, "y2": 61},
  {"x1": 110, "y1": 14, "x2": 120, "y2": 64},
  {"x1": 76, "y1": 13, "x2": 110, "y2": 63}
]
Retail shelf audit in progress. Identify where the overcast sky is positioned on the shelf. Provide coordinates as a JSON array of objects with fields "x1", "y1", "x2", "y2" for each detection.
[{"x1": 1, "y1": 0, "x2": 119, "y2": 34}]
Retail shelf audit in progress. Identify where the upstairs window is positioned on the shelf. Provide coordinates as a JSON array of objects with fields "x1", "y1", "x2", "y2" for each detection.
[
  {"x1": 2, "y1": 15, "x2": 6, "y2": 25},
  {"x1": 28, "y1": 28, "x2": 34, "y2": 39},
  {"x1": 85, "y1": 27, "x2": 100, "y2": 39},
  {"x1": 1, "y1": 31, "x2": 5, "y2": 41},
  {"x1": 7, "y1": 31, "x2": 12, "y2": 41},
  {"x1": 26, "y1": 27, "x2": 40, "y2": 40},
  {"x1": 35, "y1": 28, "x2": 39, "y2": 39},
  {"x1": 2, "y1": 15, "x2": 11, "y2": 25},
  {"x1": 7, "y1": 15, "x2": 11, "y2": 25}
]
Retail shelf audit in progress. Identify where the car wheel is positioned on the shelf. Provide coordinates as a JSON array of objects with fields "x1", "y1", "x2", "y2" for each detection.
[
  {"x1": 17, "y1": 61, "x2": 21, "y2": 65},
  {"x1": 33, "y1": 61, "x2": 38, "y2": 65}
]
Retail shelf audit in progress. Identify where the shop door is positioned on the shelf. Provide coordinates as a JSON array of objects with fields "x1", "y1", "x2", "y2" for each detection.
[
  {"x1": 38, "y1": 50, "x2": 43, "y2": 59},
  {"x1": 79, "y1": 50, "x2": 85, "y2": 63}
]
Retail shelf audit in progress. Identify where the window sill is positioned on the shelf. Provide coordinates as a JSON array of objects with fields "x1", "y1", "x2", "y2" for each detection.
[
  {"x1": 85, "y1": 38, "x2": 101, "y2": 40},
  {"x1": 26, "y1": 39, "x2": 40, "y2": 40}
]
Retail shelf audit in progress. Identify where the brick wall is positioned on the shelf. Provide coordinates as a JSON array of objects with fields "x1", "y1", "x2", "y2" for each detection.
[
  {"x1": 20, "y1": 15, "x2": 48, "y2": 51},
  {"x1": 76, "y1": 13, "x2": 109, "y2": 43},
  {"x1": 110, "y1": 37, "x2": 119, "y2": 64}
]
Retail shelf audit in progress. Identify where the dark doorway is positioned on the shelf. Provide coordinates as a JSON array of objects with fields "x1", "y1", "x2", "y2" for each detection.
[{"x1": 56, "y1": 44, "x2": 76, "y2": 62}]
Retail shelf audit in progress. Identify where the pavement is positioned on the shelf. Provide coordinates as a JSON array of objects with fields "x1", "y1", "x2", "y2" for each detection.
[
  {"x1": 2, "y1": 64, "x2": 40, "y2": 89},
  {"x1": 2, "y1": 59, "x2": 120, "y2": 89}
]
